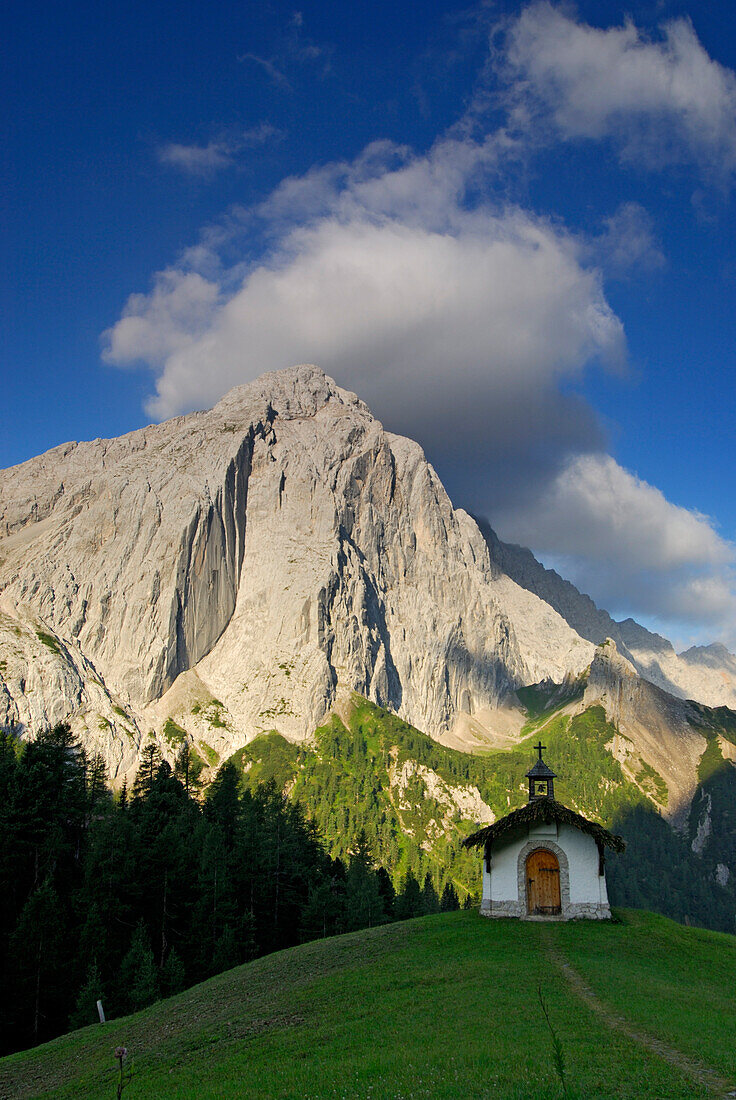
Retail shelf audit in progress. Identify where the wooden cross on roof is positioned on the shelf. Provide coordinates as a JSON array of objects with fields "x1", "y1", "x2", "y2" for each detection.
[{"x1": 535, "y1": 742, "x2": 546, "y2": 760}]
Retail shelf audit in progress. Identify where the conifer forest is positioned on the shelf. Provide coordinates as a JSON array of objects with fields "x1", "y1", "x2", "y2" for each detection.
[{"x1": 0, "y1": 724, "x2": 460, "y2": 1056}]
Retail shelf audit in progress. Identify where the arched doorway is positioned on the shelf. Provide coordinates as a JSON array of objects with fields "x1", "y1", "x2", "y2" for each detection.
[{"x1": 526, "y1": 848, "x2": 561, "y2": 915}]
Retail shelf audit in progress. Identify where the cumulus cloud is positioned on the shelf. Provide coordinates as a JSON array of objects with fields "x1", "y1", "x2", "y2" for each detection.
[
  {"x1": 494, "y1": 453, "x2": 736, "y2": 635},
  {"x1": 502, "y1": 3, "x2": 736, "y2": 182},
  {"x1": 103, "y1": 270, "x2": 220, "y2": 367},
  {"x1": 104, "y1": 134, "x2": 623, "y2": 512}
]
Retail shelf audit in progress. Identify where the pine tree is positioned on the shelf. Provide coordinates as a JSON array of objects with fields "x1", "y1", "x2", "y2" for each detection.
[
  {"x1": 69, "y1": 960, "x2": 103, "y2": 1029},
  {"x1": 212, "y1": 925, "x2": 239, "y2": 973},
  {"x1": 174, "y1": 739, "x2": 203, "y2": 795},
  {"x1": 421, "y1": 873, "x2": 439, "y2": 914},
  {"x1": 375, "y1": 866, "x2": 396, "y2": 921},
  {"x1": 85, "y1": 753, "x2": 108, "y2": 819},
  {"x1": 8, "y1": 879, "x2": 68, "y2": 1047},
  {"x1": 132, "y1": 743, "x2": 162, "y2": 801},
  {"x1": 395, "y1": 871, "x2": 423, "y2": 920},
  {"x1": 206, "y1": 762, "x2": 241, "y2": 843},
  {"x1": 161, "y1": 949, "x2": 186, "y2": 997},
  {"x1": 118, "y1": 920, "x2": 159, "y2": 1013},
  {"x1": 345, "y1": 831, "x2": 385, "y2": 931},
  {"x1": 440, "y1": 882, "x2": 460, "y2": 911}
]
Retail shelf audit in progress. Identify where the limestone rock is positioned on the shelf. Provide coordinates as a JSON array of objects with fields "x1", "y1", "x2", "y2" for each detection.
[
  {"x1": 582, "y1": 639, "x2": 707, "y2": 826},
  {"x1": 484, "y1": 524, "x2": 736, "y2": 708},
  {"x1": 0, "y1": 363, "x2": 733, "y2": 803},
  {"x1": 0, "y1": 366, "x2": 584, "y2": 771}
]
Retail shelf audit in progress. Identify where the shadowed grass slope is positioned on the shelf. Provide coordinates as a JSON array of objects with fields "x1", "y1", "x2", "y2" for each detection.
[{"x1": 2, "y1": 909, "x2": 734, "y2": 1100}]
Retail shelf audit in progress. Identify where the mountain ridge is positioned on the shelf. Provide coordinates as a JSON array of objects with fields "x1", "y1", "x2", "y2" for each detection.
[
  {"x1": 479, "y1": 519, "x2": 736, "y2": 707},
  {"x1": 1, "y1": 364, "x2": 735, "y2": 841}
]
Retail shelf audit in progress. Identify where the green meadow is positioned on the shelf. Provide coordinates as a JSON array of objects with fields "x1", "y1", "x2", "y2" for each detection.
[{"x1": 2, "y1": 908, "x2": 734, "y2": 1100}]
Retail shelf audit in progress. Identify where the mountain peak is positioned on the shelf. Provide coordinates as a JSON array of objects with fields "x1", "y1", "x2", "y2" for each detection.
[
  {"x1": 1, "y1": 363, "x2": 735, "y2": 789},
  {"x1": 211, "y1": 364, "x2": 369, "y2": 425}
]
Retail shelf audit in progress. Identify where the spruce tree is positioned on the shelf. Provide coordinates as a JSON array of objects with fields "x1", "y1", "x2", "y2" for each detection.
[
  {"x1": 69, "y1": 960, "x2": 103, "y2": 1029},
  {"x1": 161, "y1": 949, "x2": 186, "y2": 997},
  {"x1": 132, "y1": 743, "x2": 162, "y2": 801},
  {"x1": 174, "y1": 739, "x2": 203, "y2": 795},
  {"x1": 440, "y1": 882, "x2": 460, "y2": 911},
  {"x1": 395, "y1": 871, "x2": 423, "y2": 920},
  {"x1": 421, "y1": 873, "x2": 440, "y2": 914},
  {"x1": 118, "y1": 920, "x2": 159, "y2": 1013},
  {"x1": 8, "y1": 879, "x2": 68, "y2": 1047},
  {"x1": 212, "y1": 925, "x2": 239, "y2": 973}
]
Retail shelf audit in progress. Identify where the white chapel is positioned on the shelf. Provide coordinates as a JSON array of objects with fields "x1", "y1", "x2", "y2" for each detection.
[{"x1": 463, "y1": 743, "x2": 625, "y2": 920}]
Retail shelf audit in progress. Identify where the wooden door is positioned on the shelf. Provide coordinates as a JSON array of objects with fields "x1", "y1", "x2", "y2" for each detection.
[{"x1": 526, "y1": 848, "x2": 561, "y2": 915}]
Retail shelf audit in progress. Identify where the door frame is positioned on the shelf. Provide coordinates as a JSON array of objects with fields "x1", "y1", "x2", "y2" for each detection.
[
  {"x1": 525, "y1": 847, "x2": 561, "y2": 915},
  {"x1": 516, "y1": 838, "x2": 570, "y2": 917}
]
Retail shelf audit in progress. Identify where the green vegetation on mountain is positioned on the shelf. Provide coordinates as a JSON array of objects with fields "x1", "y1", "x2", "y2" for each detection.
[
  {"x1": 34, "y1": 629, "x2": 60, "y2": 655},
  {"x1": 3, "y1": 909, "x2": 735, "y2": 1100},
  {"x1": 229, "y1": 694, "x2": 736, "y2": 932},
  {"x1": 162, "y1": 717, "x2": 187, "y2": 747}
]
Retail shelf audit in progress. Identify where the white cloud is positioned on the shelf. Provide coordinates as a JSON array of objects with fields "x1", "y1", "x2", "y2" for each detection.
[
  {"x1": 102, "y1": 270, "x2": 220, "y2": 367},
  {"x1": 104, "y1": 136, "x2": 624, "y2": 482},
  {"x1": 494, "y1": 453, "x2": 736, "y2": 634},
  {"x1": 157, "y1": 125, "x2": 280, "y2": 176},
  {"x1": 502, "y1": 3, "x2": 736, "y2": 181},
  {"x1": 158, "y1": 141, "x2": 235, "y2": 175},
  {"x1": 593, "y1": 202, "x2": 665, "y2": 277}
]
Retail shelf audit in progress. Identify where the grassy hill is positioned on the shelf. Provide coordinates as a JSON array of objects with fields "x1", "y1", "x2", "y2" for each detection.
[{"x1": 3, "y1": 909, "x2": 735, "y2": 1100}]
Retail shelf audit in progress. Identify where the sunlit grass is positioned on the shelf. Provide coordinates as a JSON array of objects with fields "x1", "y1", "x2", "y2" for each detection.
[{"x1": 3, "y1": 909, "x2": 731, "y2": 1099}]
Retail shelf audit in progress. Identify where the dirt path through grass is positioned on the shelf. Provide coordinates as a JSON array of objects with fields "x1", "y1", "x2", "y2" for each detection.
[{"x1": 548, "y1": 939, "x2": 736, "y2": 1099}]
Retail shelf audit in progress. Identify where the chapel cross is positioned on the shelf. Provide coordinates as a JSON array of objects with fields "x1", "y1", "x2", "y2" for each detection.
[{"x1": 535, "y1": 741, "x2": 546, "y2": 760}]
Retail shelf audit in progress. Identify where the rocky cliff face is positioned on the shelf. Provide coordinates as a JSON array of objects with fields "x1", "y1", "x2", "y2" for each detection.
[
  {"x1": 581, "y1": 639, "x2": 707, "y2": 826},
  {"x1": 481, "y1": 525, "x2": 734, "y2": 712},
  {"x1": 0, "y1": 365, "x2": 733, "y2": 804},
  {"x1": 483, "y1": 525, "x2": 736, "y2": 708},
  {"x1": 0, "y1": 366, "x2": 594, "y2": 772}
]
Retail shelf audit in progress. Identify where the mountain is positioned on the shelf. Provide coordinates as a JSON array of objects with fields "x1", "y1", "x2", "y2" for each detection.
[
  {"x1": 482, "y1": 521, "x2": 736, "y2": 707},
  {"x1": 0, "y1": 364, "x2": 596, "y2": 774},
  {"x1": 3, "y1": 909, "x2": 735, "y2": 1100},
  {"x1": 2, "y1": 364, "x2": 736, "y2": 878}
]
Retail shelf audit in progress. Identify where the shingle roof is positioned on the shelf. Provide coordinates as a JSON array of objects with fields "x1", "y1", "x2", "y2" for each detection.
[
  {"x1": 462, "y1": 798, "x2": 626, "y2": 853},
  {"x1": 526, "y1": 758, "x2": 556, "y2": 779}
]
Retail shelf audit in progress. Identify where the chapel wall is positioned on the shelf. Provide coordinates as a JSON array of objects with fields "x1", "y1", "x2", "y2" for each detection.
[
  {"x1": 557, "y1": 824, "x2": 609, "y2": 906},
  {"x1": 479, "y1": 821, "x2": 611, "y2": 920}
]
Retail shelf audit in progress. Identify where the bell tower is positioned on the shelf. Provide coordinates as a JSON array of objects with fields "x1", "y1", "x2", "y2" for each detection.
[{"x1": 525, "y1": 742, "x2": 556, "y2": 801}]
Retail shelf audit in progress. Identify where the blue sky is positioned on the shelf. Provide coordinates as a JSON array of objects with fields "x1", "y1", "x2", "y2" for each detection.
[{"x1": 4, "y1": 1, "x2": 736, "y2": 649}]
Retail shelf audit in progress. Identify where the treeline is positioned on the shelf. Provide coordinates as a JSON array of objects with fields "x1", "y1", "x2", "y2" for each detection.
[
  {"x1": 607, "y1": 802, "x2": 736, "y2": 934},
  {"x1": 0, "y1": 725, "x2": 461, "y2": 1056}
]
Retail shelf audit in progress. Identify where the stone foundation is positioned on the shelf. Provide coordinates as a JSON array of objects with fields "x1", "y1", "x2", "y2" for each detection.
[
  {"x1": 479, "y1": 899, "x2": 524, "y2": 918},
  {"x1": 479, "y1": 900, "x2": 611, "y2": 921},
  {"x1": 563, "y1": 901, "x2": 611, "y2": 920}
]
